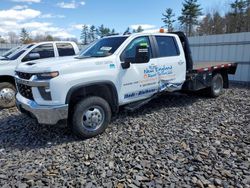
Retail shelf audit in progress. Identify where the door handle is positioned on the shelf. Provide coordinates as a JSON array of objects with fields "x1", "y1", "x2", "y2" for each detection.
[
  {"x1": 150, "y1": 63, "x2": 157, "y2": 67},
  {"x1": 178, "y1": 60, "x2": 184, "y2": 65}
]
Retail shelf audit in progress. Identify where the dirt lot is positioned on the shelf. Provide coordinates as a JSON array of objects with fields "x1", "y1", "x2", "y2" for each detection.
[{"x1": 0, "y1": 84, "x2": 249, "y2": 188}]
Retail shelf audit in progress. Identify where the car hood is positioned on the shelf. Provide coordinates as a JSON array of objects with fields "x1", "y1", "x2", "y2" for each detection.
[
  {"x1": 0, "y1": 59, "x2": 11, "y2": 65},
  {"x1": 16, "y1": 56, "x2": 113, "y2": 73}
]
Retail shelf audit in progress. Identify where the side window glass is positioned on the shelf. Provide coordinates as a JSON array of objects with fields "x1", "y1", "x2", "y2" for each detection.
[
  {"x1": 22, "y1": 44, "x2": 55, "y2": 62},
  {"x1": 56, "y1": 43, "x2": 75, "y2": 56},
  {"x1": 155, "y1": 36, "x2": 180, "y2": 57},
  {"x1": 121, "y1": 36, "x2": 152, "y2": 62}
]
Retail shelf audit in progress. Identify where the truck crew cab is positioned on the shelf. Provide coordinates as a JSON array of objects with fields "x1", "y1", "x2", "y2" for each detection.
[
  {"x1": 15, "y1": 31, "x2": 237, "y2": 138},
  {"x1": 0, "y1": 41, "x2": 79, "y2": 108}
]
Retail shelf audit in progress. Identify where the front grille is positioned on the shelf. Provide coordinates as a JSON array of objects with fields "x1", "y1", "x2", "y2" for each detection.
[
  {"x1": 16, "y1": 71, "x2": 35, "y2": 80},
  {"x1": 17, "y1": 83, "x2": 33, "y2": 100}
]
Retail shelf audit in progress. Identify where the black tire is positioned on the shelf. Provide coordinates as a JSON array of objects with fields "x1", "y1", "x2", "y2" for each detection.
[
  {"x1": 72, "y1": 96, "x2": 112, "y2": 139},
  {"x1": 209, "y1": 73, "x2": 224, "y2": 97},
  {"x1": 0, "y1": 82, "x2": 16, "y2": 108}
]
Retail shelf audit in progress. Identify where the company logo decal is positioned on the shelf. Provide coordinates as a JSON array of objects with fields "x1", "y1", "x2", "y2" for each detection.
[{"x1": 124, "y1": 88, "x2": 157, "y2": 99}]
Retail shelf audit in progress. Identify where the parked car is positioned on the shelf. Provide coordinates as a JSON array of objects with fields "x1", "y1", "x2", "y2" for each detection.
[
  {"x1": 0, "y1": 41, "x2": 79, "y2": 108},
  {"x1": 15, "y1": 31, "x2": 237, "y2": 138}
]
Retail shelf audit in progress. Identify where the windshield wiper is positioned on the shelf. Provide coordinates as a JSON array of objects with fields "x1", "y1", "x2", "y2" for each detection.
[
  {"x1": 90, "y1": 54, "x2": 111, "y2": 58},
  {"x1": 0, "y1": 56, "x2": 9, "y2": 60},
  {"x1": 75, "y1": 56, "x2": 92, "y2": 59}
]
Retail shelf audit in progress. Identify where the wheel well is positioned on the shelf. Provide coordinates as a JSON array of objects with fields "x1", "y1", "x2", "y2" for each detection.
[
  {"x1": 0, "y1": 76, "x2": 15, "y2": 87},
  {"x1": 67, "y1": 83, "x2": 119, "y2": 114}
]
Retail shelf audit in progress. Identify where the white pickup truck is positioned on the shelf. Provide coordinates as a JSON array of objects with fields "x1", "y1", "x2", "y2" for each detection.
[
  {"x1": 15, "y1": 32, "x2": 237, "y2": 138},
  {"x1": 0, "y1": 41, "x2": 79, "y2": 108}
]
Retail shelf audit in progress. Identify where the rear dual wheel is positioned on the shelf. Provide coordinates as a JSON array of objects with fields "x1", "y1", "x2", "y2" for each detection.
[{"x1": 209, "y1": 73, "x2": 224, "y2": 97}]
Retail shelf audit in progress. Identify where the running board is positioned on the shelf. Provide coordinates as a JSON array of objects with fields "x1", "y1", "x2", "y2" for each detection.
[{"x1": 124, "y1": 95, "x2": 158, "y2": 112}]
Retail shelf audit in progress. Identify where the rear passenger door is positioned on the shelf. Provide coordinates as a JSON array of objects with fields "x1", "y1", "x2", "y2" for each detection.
[
  {"x1": 56, "y1": 43, "x2": 76, "y2": 57},
  {"x1": 154, "y1": 35, "x2": 186, "y2": 92}
]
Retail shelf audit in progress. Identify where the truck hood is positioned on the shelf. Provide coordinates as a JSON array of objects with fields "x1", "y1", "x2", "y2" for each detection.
[
  {"x1": 16, "y1": 56, "x2": 112, "y2": 73},
  {"x1": 0, "y1": 59, "x2": 11, "y2": 65}
]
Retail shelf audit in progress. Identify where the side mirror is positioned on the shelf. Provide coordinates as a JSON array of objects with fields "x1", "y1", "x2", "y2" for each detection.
[
  {"x1": 28, "y1": 53, "x2": 40, "y2": 61},
  {"x1": 121, "y1": 60, "x2": 131, "y2": 69}
]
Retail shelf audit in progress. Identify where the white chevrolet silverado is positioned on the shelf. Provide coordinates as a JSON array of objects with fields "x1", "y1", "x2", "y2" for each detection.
[
  {"x1": 15, "y1": 32, "x2": 237, "y2": 138},
  {"x1": 0, "y1": 41, "x2": 79, "y2": 108}
]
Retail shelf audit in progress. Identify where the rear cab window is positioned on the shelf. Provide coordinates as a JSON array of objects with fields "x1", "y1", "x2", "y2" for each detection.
[
  {"x1": 155, "y1": 36, "x2": 180, "y2": 58},
  {"x1": 56, "y1": 43, "x2": 75, "y2": 57}
]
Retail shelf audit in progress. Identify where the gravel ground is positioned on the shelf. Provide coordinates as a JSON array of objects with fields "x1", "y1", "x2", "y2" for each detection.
[{"x1": 0, "y1": 84, "x2": 249, "y2": 188}]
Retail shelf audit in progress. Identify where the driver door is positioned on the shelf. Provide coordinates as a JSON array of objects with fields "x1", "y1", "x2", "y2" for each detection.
[{"x1": 118, "y1": 36, "x2": 159, "y2": 105}]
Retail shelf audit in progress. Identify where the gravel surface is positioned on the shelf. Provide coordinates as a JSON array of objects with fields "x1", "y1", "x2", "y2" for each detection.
[{"x1": 0, "y1": 85, "x2": 249, "y2": 188}]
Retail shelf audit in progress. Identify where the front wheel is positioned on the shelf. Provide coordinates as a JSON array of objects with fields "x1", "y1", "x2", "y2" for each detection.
[
  {"x1": 0, "y1": 82, "x2": 16, "y2": 108},
  {"x1": 72, "y1": 96, "x2": 112, "y2": 139},
  {"x1": 209, "y1": 73, "x2": 224, "y2": 97}
]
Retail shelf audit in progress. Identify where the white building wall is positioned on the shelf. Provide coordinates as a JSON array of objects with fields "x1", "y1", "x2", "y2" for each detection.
[{"x1": 189, "y1": 32, "x2": 250, "y2": 83}]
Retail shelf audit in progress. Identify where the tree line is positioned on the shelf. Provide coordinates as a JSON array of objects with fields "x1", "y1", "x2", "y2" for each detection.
[
  {"x1": 0, "y1": 24, "x2": 145, "y2": 44},
  {"x1": 162, "y1": 0, "x2": 250, "y2": 36},
  {"x1": 80, "y1": 24, "x2": 116, "y2": 45},
  {"x1": 0, "y1": 0, "x2": 249, "y2": 44},
  {"x1": 80, "y1": 24, "x2": 144, "y2": 44},
  {"x1": 0, "y1": 28, "x2": 77, "y2": 44}
]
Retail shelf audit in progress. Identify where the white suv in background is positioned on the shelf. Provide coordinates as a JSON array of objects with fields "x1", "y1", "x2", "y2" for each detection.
[{"x1": 0, "y1": 41, "x2": 79, "y2": 108}]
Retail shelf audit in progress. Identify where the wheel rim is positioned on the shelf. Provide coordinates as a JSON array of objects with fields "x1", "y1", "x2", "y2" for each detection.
[
  {"x1": 82, "y1": 106, "x2": 105, "y2": 131},
  {"x1": 213, "y1": 76, "x2": 223, "y2": 94},
  {"x1": 0, "y1": 88, "x2": 15, "y2": 105}
]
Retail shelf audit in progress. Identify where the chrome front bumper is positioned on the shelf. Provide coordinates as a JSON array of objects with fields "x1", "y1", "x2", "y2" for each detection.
[{"x1": 16, "y1": 94, "x2": 68, "y2": 125}]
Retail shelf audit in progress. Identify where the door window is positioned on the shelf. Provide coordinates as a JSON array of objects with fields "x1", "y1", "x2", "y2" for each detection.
[
  {"x1": 22, "y1": 44, "x2": 55, "y2": 62},
  {"x1": 155, "y1": 36, "x2": 180, "y2": 57},
  {"x1": 121, "y1": 36, "x2": 152, "y2": 62},
  {"x1": 56, "y1": 43, "x2": 75, "y2": 56}
]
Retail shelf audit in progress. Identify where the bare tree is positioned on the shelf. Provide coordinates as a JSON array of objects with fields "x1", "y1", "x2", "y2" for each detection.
[
  {"x1": 0, "y1": 36, "x2": 6, "y2": 43},
  {"x1": 225, "y1": 0, "x2": 248, "y2": 33},
  {"x1": 198, "y1": 11, "x2": 225, "y2": 35},
  {"x1": 8, "y1": 32, "x2": 19, "y2": 44}
]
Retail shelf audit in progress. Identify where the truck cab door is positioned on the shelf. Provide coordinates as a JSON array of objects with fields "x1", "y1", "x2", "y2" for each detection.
[
  {"x1": 21, "y1": 44, "x2": 55, "y2": 63},
  {"x1": 154, "y1": 35, "x2": 186, "y2": 92},
  {"x1": 118, "y1": 36, "x2": 159, "y2": 105}
]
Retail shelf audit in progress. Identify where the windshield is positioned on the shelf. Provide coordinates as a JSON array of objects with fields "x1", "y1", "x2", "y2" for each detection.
[
  {"x1": 6, "y1": 44, "x2": 34, "y2": 60},
  {"x1": 1, "y1": 46, "x2": 21, "y2": 57},
  {"x1": 79, "y1": 36, "x2": 128, "y2": 58}
]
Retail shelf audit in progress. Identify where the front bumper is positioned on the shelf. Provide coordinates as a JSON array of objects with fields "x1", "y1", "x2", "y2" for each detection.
[{"x1": 16, "y1": 94, "x2": 68, "y2": 125}]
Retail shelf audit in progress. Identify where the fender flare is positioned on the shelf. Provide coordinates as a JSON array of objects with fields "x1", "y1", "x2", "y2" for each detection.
[{"x1": 65, "y1": 80, "x2": 119, "y2": 112}]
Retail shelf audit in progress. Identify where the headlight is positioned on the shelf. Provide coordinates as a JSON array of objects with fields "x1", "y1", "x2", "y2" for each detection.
[{"x1": 37, "y1": 71, "x2": 59, "y2": 79}]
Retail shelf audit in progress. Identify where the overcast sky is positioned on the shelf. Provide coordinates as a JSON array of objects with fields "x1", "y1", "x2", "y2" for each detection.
[{"x1": 0, "y1": 0, "x2": 232, "y2": 40}]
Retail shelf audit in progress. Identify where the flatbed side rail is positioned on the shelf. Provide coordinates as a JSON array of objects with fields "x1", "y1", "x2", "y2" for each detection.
[
  {"x1": 190, "y1": 62, "x2": 237, "y2": 74},
  {"x1": 184, "y1": 62, "x2": 238, "y2": 91}
]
